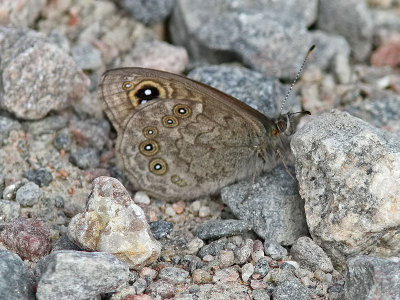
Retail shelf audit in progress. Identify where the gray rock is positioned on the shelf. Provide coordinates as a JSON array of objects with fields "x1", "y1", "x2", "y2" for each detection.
[
  {"x1": 69, "y1": 147, "x2": 100, "y2": 169},
  {"x1": 15, "y1": 182, "x2": 43, "y2": 207},
  {"x1": 53, "y1": 129, "x2": 71, "y2": 151},
  {"x1": 158, "y1": 267, "x2": 189, "y2": 284},
  {"x1": 121, "y1": 0, "x2": 175, "y2": 25},
  {"x1": 291, "y1": 110, "x2": 400, "y2": 269},
  {"x1": 345, "y1": 256, "x2": 400, "y2": 300},
  {"x1": 317, "y1": 0, "x2": 373, "y2": 62},
  {"x1": 254, "y1": 257, "x2": 270, "y2": 277},
  {"x1": 180, "y1": 255, "x2": 203, "y2": 274},
  {"x1": 195, "y1": 220, "x2": 253, "y2": 240},
  {"x1": 273, "y1": 279, "x2": 312, "y2": 300},
  {"x1": 170, "y1": 0, "x2": 348, "y2": 80},
  {"x1": 187, "y1": 65, "x2": 300, "y2": 119},
  {"x1": 290, "y1": 237, "x2": 333, "y2": 272},
  {"x1": 198, "y1": 238, "x2": 227, "y2": 259},
  {"x1": 69, "y1": 119, "x2": 110, "y2": 151},
  {"x1": 264, "y1": 239, "x2": 288, "y2": 260},
  {"x1": 149, "y1": 220, "x2": 173, "y2": 239},
  {"x1": 221, "y1": 165, "x2": 309, "y2": 245},
  {"x1": 252, "y1": 288, "x2": 270, "y2": 300},
  {"x1": 234, "y1": 239, "x2": 254, "y2": 264},
  {"x1": 0, "y1": 250, "x2": 35, "y2": 300},
  {"x1": 24, "y1": 168, "x2": 53, "y2": 187},
  {"x1": 0, "y1": 27, "x2": 89, "y2": 120},
  {"x1": 27, "y1": 115, "x2": 69, "y2": 136},
  {"x1": 0, "y1": 200, "x2": 20, "y2": 222},
  {"x1": 71, "y1": 42, "x2": 103, "y2": 71},
  {"x1": 0, "y1": 116, "x2": 21, "y2": 146},
  {"x1": 36, "y1": 250, "x2": 129, "y2": 300}
]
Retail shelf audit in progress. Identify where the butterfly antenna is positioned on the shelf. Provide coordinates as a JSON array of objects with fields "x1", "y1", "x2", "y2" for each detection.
[{"x1": 280, "y1": 45, "x2": 316, "y2": 113}]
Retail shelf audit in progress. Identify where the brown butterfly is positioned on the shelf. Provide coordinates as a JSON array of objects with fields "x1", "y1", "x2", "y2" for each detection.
[{"x1": 98, "y1": 47, "x2": 314, "y2": 201}]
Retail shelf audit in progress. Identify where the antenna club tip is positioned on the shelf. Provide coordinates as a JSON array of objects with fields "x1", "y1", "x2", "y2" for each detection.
[{"x1": 309, "y1": 45, "x2": 316, "y2": 52}]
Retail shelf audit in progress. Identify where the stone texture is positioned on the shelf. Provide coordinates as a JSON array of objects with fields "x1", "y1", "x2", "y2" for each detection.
[
  {"x1": 291, "y1": 110, "x2": 400, "y2": 269},
  {"x1": 0, "y1": 218, "x2": 52, "y2": 261},
  {"x1": 121, "y1": 0, "x2": 175, "y2": 25},
  {"x1": 0, "y1": 27, "x2": 89, "y2": 120},
  {"x1": 15, "y1": 181, "x2": 43, "y2": 207},
  {"x1": 345, "y1": 255, "x2": 400, "y2": 300},
  {"x1": 0, "y1": 250, "x2": 35, "y2": 300},
  {"x1": 68, "y1": 176, "x2": 161, "y2": 269},
  {"x1": 317, "y1": 0, "x2": 373, "y2": 62},
  {"x1": 188, "y1": 66, "x2": 299, "y2": 119},
  {"x1": 0, "y1": 0, "x2": 46, "y2": 27},
  {"x1": 195, "y1": 220, "x2": 253, "y2": 240},
  {"x1": 290, "y1": 237, "x2": 334, "y2": 273},
  {"x1": 36, "y1": 250, "x2": 129, "y2": 300},
  {"x1": 221, "y1": 165, "x2": 309, "y2": 245},
  {"x1": 273, "y1": 279, "x2": 312, "y2": 300},
  {"x1": 0, "y1": 115, "x2": 21, "y2": 146},
  {"x1": 0, "y1": 200, "x2": 20, "y2": 222}
]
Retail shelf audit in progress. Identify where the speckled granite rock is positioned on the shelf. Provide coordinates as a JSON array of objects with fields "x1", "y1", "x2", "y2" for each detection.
[{"x1": 68, "y1": 176, "x2": 161, "y2": 269}]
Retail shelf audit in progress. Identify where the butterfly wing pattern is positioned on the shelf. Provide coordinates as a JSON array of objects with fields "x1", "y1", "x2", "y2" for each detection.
[{"x1": 99, "y1": 68, "x2": 289, "y2": 200}]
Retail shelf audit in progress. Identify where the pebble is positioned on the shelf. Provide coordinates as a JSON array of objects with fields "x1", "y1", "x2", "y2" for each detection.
[
  {"x1": 149, "y1": 220, "x2": 173, "y2": 239},
  {"x1": 69, "y1": 119, "x2": 110, "y2": 151},
  {"x1": 0, "y1": 218, "x2": 51, "y2": 261},
  {"x1": 198, "y1": 239, "x2": 227, "y2": 258},
  {"x1": 273, "y1": 279, "x2": 313, "y2": 300},
  {"x1": 241, "y1": 263, "x2": 254, "y2": 282},
  {"x1": 36, "y1": 250, "x2": 129, "y2": 300},
  {"x1": 192, "y1": 269, "x2": 213, "y2": 284},
  {"x1": 172, "y1": 200, "x2": 186, "y2": 214},
  {"x1": 139, "y1": 267, "x2": 158, "y2": 281},
  {"x1": 69, "y1": 147, "x2": 100, "y2": 169},
  {"x1": 23, "y1": 168, "x2": 53, "y2": 187},
  {"x1": 212, "y1": 267, "x2": 239, "y2": 283},
  {"x1": 0, "y1": 116, "x2": 22, "y2": 146},
  {"x1": 195, "y1": 219, "x2": 253, "y2": 240},
  {"x1": 254, "y1": 257, "x2": 270, "y2": 278},
  {"x1": 146, "y1": 279, "x2": 175, "y2": 299},
  {"x1": 234, "y1": 239, "x2": 254, "y2": 264},
  {"x1": 2, "y1": 181, "x2": 23, "y2": 200},
  {"x1": 251, "y1": 249, "x2": 265, "y2": 263},
  {"x1": 180, "y1": 255, "x2": 203, "y2": 274},
  {"x1": 158, "y1": 267, "x2": 189, "y2": 284},
  {"x1": 264, "y1": 239, "x2": 288, "y2": 260},
  {"x1": 67, "y1": 176, "x2": 161, "y2": 269},
  {"x1": 15, "y1": 181, "x2": 43, "y2": 207},
  {"x1": 53, "y1": 129, "x2": 71, "y2": 151},
  {"x1": 71, "y1": 42, "x2": 103, "y2": 71},
  {"x1": 121, "y1": 0, "x2": 174, "y2": 25},
  {"x1": 134, "y1": 191, "x2": 151, "y2": 204},
  {"x1": 250, "y1": 279, "x2": 267, "y2": 290},
  {"x1": 0, "y1": 200, "x2": 20, "y2": 222},
  {"x1": 186, "y1": 237, "x2": 204, "y2": 255},
  {"x1": 252, "y1": 288, "x2": 270, "y2": 300},
  {"x1": 0, "y1": 250, "x2": 35, "y2": 300},
  {"x1": 198, "y1": 206, "x2": 211, "y2": 217},
  {"x1": 218, "y1": 250, "x2": 235, "y2": 268},
  {"x1": 133, "y1": 277, "x2": 148, "y2": 294}
]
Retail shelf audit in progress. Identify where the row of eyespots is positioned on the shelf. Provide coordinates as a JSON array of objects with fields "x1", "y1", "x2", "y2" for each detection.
[{"x1": 137, "y1": 104, "x2": 192, "y2": 176}]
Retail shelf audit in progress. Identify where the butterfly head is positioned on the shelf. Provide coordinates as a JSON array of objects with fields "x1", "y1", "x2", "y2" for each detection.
[{"x1": 273, "y1": 111, "x2": 311, "y2": 136}]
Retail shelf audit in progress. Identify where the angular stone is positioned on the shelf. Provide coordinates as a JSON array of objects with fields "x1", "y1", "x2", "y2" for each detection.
[{"x1": 68, "y1": 176, "x2": 161, "y2": 269}]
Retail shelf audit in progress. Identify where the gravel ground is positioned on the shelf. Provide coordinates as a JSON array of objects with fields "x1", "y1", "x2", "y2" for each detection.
[{"x1": 0, "y1": 0, "x2": 400, "y2": 299}]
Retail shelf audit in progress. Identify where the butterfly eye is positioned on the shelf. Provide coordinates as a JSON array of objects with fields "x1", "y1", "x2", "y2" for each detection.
[
  {"x1": 139, "y1": 140, "x2": 159, "y2": 156},
  {"x1": 276, "y1": 118, "x2": 288, "y2": 133},
  {"x1": 173, "y1": 104, "x2": 192, "y2": 118},
  {"x1": 149, "y1": 158, "x2": 167, "y2": 175}
]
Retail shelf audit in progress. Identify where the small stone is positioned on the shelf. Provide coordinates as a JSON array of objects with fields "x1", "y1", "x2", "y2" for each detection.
[
  {"x1": 219, "y1": 250, "x2": 235, "y2": 268},
  {"x1": 36, "y1": 250, "x2": 129, "y2": 300},
  {"x1": 273, "y1": 279, "x2": 313, "y2": 300},
  {"x1": 202, "y1": 255, "x2": 215, "y2": 262},
  {"x1": 165, "y1": 206, "x2": 176, "y2": 217},
  {"x1": 71, "y1": 42, "x2": 103, "y2": 71},
  {"x1": 186, "y1": 237, "x2": 204, "y2": 255},
  {"x1": 0, "y1": 250, "x2": 35, "y2": 300},
  {"x1": 121, "y1": 0, "x2": 174, "y2": 25},
  {"x1": 2, "y1": 182, "x2": 23, "y2": 200},
  {"x1": 241, "y1": 263, "x2": 254, "y2": 282},
  {"x1": 133, "y1": 277, "x2": 148, "y2": 294},
  {"x1": 180, "y1": 255, "x2": 203, "y2": 274},
  {"x1": 195, "y1": 219, "x2": 252, "y2": 240},
  {"x1": 149, "y1": 220, "x2": 173, "y2": 239},
  {"x1": 158, "y1": 267, "x2": 189, "y2": 284},
  {"x1": 172, "y1": 200, "x2": 186, "y2": 214},
  {"x1": 0, "y1": 218, "x2": 51, "y2": 261},
  {"x1": 53, "y1": 129, "x2": 71, "y2": 151},
  {"x1": 280, "y1": 261, "x2": 299, "y2": 271},
  {"x1": 212, "y1": 267, "x2": 239, "y2": 283},
  {"x1": 291, "y1": 237, "x2": 334, "y2": 273},
  {"x1": 192, "y1": 269, "x2": 213, "y2": 284},
  {"x1": 15, "y1": 182, "x2": 43, "y2": 207},
  {"x1": 314, "y1": 269, "x2": 327, "y2": 282},
  {"x1": 67, "y1": 177, "x2": 161, "y2": 269},
  {"x1": 254, "y1": 257, "x2": 270, "y2": 278},
  {"x1": 69, "y1": 119, "x2": 110, "y2": 151},
  {"x1": 134, "y1": 191, "x2": 151, "y2": 204},
  {"x1": 189, "y1": 200, "x2": 201, "y2": 213},
  {"x1": 24, "y1": 168, "x2": 53, "y2": 187},
  {"x1": 198, "y1": 206, "x2": 211, "y2": 217},
  {"x1": 139, "y1": 267, "x2": 158, "y2": 281},
  {"x1": 371, "y1": 41, "x2": 400, "y2": 68},
  {"x1": 250, "y1": 279, "x2": 267, "y2": 290},
  {"x1": 0, "y1": 200, "x2": 20, "y2": 222},
  {"x1": 198, "y1": 239, "x2": 227, "y2": 258},
  {"x1": 264, "y1": 240, "x2": 288, "y2": 260},
  {"x1": 235, "y1": 239, "x2": 254, "y2": 264},
  {"x1": 0, "y1": 116, "x2": 21, "y2": 146},
  {"x1": 146, "y1": 279, "x2": 175, "y2": 299},
  {"x1": 69, "y1": 147, "x2": 100, "y2": 169},
  {"x1": 251, "y1": 250, "x2": 265, "y2": 263},
  {"x1": 54, "y1": 196, "x2": 65, "y2": 209}
]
